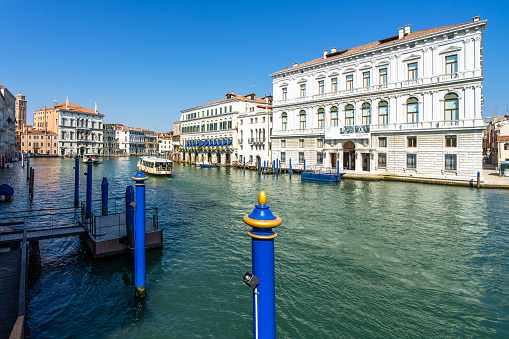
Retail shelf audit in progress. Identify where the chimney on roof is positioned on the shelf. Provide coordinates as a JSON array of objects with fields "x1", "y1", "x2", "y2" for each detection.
[
  {"x1": 323, "y1": 50, "x2": 327, "y2": 59},
  {"x1": 398, "y1": 27, "x2": 404, "y2": 39},
  {"x1": 331, "y1": 47, "x2": 337, "y2": 53},
  {"x1": 293, "y1": 62, "x2": 298, "y2": 67},
  {"x1": 95, "y1": 101, "x2": 98, "y2": 113},
  {"x1": 66, "y1": 96, "x2": 69, "y2": 110},
  {"x1": 473, "y1": 16, "x2": 480, "y2": 22},
  {"x1": 404, "y1": 24, "x2": 411, "y2": 35}
]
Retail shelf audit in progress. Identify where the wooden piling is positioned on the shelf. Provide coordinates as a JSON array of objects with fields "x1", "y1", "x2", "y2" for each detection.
[{"x1": 29, "y1": 168, "x2": 34, "y2": 199}]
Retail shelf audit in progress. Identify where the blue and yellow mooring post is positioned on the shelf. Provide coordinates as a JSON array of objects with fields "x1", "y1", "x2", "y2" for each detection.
[
  {"x1": 243, "y1": 191, "x2": 282, "y2": 339},
  {"x1": 86, "y1": 159, "x2": 93, "y2": 217},
  {"x1": 132, "y1": 166, "x2": 148, "y2": 298},
  {"x1": 101, "y1": 177, "x2": 108, "y2": 216},
  {"x1": 74, "y1": 156, "x2": 80, "y2": 206}
]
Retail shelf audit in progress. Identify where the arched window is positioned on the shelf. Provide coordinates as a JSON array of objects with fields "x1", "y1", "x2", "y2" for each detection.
[
  {"x1": 330, "y1": 106, "x2": 338, "y2": 127},
  {"x1": 345, "y1": 104, "x2": 354, "y2": 126},
  {"x1": 444, "y1": 93, "x2": 459, "y2": 120},
  {"x1": 299, "y1": 110, "x2": 306, "y2": 129},
  {"x1": 407, "y1": 97, "x2": 419, "y2": 123},
  {"x1": 362, "y1": 103, "x2": 371, "y2": 125},
  {"x1": 281, "y1": 112, "x2": 287, "y2": 130},
  {"x1": 317, "y1": 108, "x2": 325, "y2": 128},
  {"x1": 378, "y1": 101, "x2": 388, "y2": 125}
]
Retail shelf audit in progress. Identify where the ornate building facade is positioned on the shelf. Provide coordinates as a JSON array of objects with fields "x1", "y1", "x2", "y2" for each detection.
[
  {"x1": 270, "y1": 17, "x2": 487, "y2": 181},
  {"x1": 180, "y1": 92, "x2": 271, "y2": 165}
]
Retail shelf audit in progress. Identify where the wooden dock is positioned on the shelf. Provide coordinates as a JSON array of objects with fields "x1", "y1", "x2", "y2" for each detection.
[
  {"x1": 81, "y1": 213, "x2": 162, "y2": 257},
  {"x1": 0, "y1": 225, "x2": 85, "y2": 244},
  {"x1": 0, "y1": 250, "x2": 22, "y2": 339}
]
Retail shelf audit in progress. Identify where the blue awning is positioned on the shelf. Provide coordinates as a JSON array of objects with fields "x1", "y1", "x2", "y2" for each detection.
[
  {"x1": 192, "y1": 141, "x2": 196, "y2": 146},
  {"x1": 227, "y1": 140, "x2": 232, "y2": 145},
  {"x1": 220, "y1": 140, "x2": 226, "y2": 146},
  {"x1": 186, "y1": 142, "x2": 190, "y2": 147},
  {"x1": 212, "y1": 141, "x2": 217, "y2": 147},
  {"x1": 198, "y1": 141, "x2": 205, "y2": 146}
]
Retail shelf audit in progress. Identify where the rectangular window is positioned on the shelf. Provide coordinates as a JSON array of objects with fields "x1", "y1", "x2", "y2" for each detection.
[
  {"x1": 408, "y1": 62, "x2": 418, "y2": 80},
  {"x1": 379, "y1": 137, "x2": 387, "y2": 147},
  {"x1": 363, "y1": 71, "x2": 370, "y2": 87},
  {"x1": 317, "y1": 139, "x2": 323, "y2": 148},
  {"x1": 281, "y1": 140, "x2": 286, "y2": 148},
  {"x1": 445, "y1": 154, "x2": 457, "y2": 170},
  {"x1": 407, "y1": 154, "x2": 417, "y2": 168},
  {"x1": 331, "y1": 78, "x2": 338, "y2": 92},
  {"x1": 299, "y1": 139, "x2": 304, "y2": 148},
  {"x1": 299, "y1": 152, "x2": 305, "y2": 163},
  {"x1": 282, "y1": 87, "x2": 287, "y2": 100},
  {"x1": 379, "y1": 68, "x2": 388, "y2": 84},
  {"x1": 318, "y1": 80, "x2": 324, "y2": 94},
  {"x1": 230, "y1": 105, "x2": 232, "y2": 112},
  {"x1": 445, "y1": 135, "x2": 457, "y2": 147},
  {"x1": 346, "y1": 75, "x2": 353, "y2": 89},
  {"x1": 300, "y1": 84, "x2": 306, "y2": 97},
  {"x1": 378, "y1": 153, "x2": 387, "y2": 168},
  {"x1": 407, "y1": 136, "x2": 417, "y2": 147},
  {"x1": 445, "y1": 55, "x2": 458, "y2": 74},
  {"x1": 317, "y1": 152, "x2": 324, "y2": 165},
  {"x1": 281, "y1": 152, "x2": 286, "y2": 163}
]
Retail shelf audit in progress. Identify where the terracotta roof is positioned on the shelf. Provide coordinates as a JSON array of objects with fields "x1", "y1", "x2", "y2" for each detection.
[
  {"x1": 275, "y1": 21, "x2": 478, "y2": 73},
  {"x1": 498, "y1": 136, "x2": 509, "y2": 142},
  {"x1": 34, "y1": 102, "x2": 102, "y2": 115},
  {"x1": 185, "y1": 93, "x2": 267, "y2": 111}
]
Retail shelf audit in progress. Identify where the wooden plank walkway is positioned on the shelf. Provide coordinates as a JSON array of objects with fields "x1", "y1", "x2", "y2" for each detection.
[
  {"x1": 90, "y1": 213, "x2": 157, "y2": 242},
  {"x1": 0, "y1": 250, "x2": 21, "y2": 339},
  {"x1": 0, "y1": 226, "x2": 85, "y2": 244}
]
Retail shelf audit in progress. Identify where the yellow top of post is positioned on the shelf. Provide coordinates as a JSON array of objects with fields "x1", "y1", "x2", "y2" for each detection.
[{"x1": 258, "y1": 191, "x2": 267, "y2": 206}]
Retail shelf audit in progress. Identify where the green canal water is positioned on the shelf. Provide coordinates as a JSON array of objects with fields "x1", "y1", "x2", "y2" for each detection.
[{"x1": 1, "y1": 157, "x2": 508, "y2": 338}]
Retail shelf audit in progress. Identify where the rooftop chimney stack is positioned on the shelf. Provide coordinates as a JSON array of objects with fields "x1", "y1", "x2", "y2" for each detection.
[
  {"x1": 323, "y1": 50, "x2": 328, "y2": 59},
  {"x1": 331, "y1": 47, "x2": 337, "y2": 53},
  {"x1": 95, "y1": 101, "x2": 98, "y2": 113},
  {"x1": 398, "y1": 27, "x2": 404, "y2": 39},
  {"x1": 293, "y1": 63, "x2": 298, "y2": 67},
  {"x1": 404, "y1": 24, "x2": 411, "y2": 35},
  {"x1": 66, "y1": 96, "x2": 69, "y2": 110},
  {"x1": 473, "y1": 16, "x2": 480, "y2": 22}
]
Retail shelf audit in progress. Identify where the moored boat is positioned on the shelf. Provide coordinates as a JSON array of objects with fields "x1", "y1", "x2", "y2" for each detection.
[
  {"x1": 138, "y1": 157, "x2": 173, "y2": 176},
  {"x1": 199, "y1": 162, "x2": 217, "y2": 168},
  {"x1": 83, "y1": 154, "x2": 100, "y2": 164}
]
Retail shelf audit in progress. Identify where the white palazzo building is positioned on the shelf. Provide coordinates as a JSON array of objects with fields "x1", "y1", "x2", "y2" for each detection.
[
  {"x1": 270, "y1": 17, "x2": 487, "y2": 181},
  {"x1": 180, "y1": 92, "x2": 271, "y2": 165}
]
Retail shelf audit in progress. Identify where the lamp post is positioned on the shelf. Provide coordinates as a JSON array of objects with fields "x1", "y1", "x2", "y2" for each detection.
[{"x1": 243, "y1": 191, "x2": 282, "y2": 339}]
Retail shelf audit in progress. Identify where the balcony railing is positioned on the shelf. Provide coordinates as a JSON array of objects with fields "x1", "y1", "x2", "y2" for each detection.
[
  {"x1": 370, "y1": 119, "x2": 484, "y2": 132},
  {"x1": 272, "y1": 128, "x2": 325, "y2": 137},
  {"x1": 248, "y1": 138, "x2": 266, "y2": 144},
  {"x1": 273, "y1": 70, "x2": 481, "y2": 105}
]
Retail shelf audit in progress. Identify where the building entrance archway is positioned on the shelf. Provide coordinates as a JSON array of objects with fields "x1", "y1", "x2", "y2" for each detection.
[
  {"x1": 216, "y1": 153, "x2": 221, "y2": 164},
  {"x1": 343, "y1": 141, "x2": 355, "y2": 170}
]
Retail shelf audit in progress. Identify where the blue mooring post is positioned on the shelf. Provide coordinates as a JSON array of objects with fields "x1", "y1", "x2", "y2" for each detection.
[
  {"x1": 86, "y1": 159, "x2": 93, "y2": 217},
  {"x1": 289, "y1": 158, "x2": 292, "y2": 177},
  {"x1": 132, "y1": 167, "x2": 148, "y2": 298},
  {"x1": 101, "y1": 177, "x2": 108, "y2": 216},
  {"x1": 304, "y1": 159, "x2": 306, "y2": 172},
  {"x1": 125, "y1": 186, "x2": 135, "y2": 249},
  {"x1": 477, "y1": 171, "x2": 480, "y2": 189},
  {"x1": 74, "y1": 156, "x2": 79, "y2": 207},
  {"x1": 26, "y1": 158, "x2": 30, "y2": 180},
  {"x1": 244, "y1": 191, "x2": 282, "y2": 339},
  {"x1": 258, "y1": 159, "x2": 261, "y2": 173},
  {"x1": 244, "y1": 158, "x2": 246, "y2": 172},
  {"x1": 276, "y1": 159, "x2": 279, "y2": 175},
  {"x1": 337, "y1": 160, "x2": 340, "y2": 178},
  {"x1": 272, "y1": 160, "x2": 275, "y2": 173}
]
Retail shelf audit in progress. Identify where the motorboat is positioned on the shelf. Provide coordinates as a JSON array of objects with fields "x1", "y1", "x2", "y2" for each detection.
[{"x1": 138, "y1": 157, "x2": 173, "y2": 176}]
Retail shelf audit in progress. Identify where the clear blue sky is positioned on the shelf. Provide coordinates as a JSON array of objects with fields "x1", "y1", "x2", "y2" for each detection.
[{"x1": 1, "y1": 0, "x2": 508, "y2": 132}]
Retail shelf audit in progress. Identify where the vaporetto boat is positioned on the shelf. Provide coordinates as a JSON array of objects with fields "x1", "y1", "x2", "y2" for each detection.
[{"x1": 137, "y1": 157, "x2": 173, "y2": 176}]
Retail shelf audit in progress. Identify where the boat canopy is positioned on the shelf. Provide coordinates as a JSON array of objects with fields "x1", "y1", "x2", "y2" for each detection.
[{"x1": 0, "y1": 184, "x2": 14, "y2": 196}]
